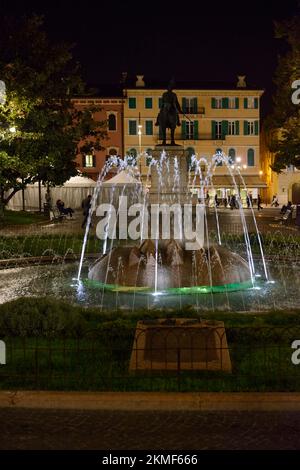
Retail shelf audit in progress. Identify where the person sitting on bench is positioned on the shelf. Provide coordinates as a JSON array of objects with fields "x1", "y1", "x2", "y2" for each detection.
[{"x1": 56, "y1": 199, "x2": 74, "y2": 218}]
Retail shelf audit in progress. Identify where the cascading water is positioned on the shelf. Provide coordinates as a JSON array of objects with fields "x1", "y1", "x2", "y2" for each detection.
[{"x1": 83, "y1": 150, "x2": 268, "y2": 299}]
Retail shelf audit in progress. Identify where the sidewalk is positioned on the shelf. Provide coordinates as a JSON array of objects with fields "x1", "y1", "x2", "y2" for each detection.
[{"x1": 2, "y1": 391, "x2": 300, "y2": 411}]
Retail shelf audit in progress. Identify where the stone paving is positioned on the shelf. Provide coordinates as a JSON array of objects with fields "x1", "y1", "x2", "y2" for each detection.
[
  {"x1": 0, "y1": 207, "x2": 298, "y2": 237},
  {"x1": 1, "y1": 408, "x2": 300, "y2": 450}
]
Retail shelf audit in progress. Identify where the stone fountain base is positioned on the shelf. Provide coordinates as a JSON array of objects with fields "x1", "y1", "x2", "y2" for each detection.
[
  {"x1": 129, "y1": 318, "x2": 232, "y2": 373},
  {"x1": 88, "y1": 239, "x2": 251, "y2": 292}
]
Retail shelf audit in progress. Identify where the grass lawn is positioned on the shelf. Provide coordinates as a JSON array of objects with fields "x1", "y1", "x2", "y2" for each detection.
[
  {"x1": 2, "y1": 210, "x2": 47, "y2": 226},
  {"x1": 0, "y1": 297, "x2": 300, "y2": 392}
]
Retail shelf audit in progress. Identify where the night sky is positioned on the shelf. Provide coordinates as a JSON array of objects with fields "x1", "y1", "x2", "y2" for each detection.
[{"x1": 1, "y1": 0, "x2": 299, "y2": 116}]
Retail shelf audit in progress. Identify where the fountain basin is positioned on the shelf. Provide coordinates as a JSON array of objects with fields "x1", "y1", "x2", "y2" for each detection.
[{"x1": 88, "y1": 239, "x2": 252, "y2": 293}]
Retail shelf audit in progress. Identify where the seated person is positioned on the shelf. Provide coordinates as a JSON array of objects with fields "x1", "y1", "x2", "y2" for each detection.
[
  {"x1": 280, "y1": 201, "x2": 292, "y2": 215},
  {"x1": 56, "y1": 199, "x2": 74, "y2": 218}
]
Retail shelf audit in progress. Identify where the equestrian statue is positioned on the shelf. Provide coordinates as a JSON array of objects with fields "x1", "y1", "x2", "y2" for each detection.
[{"x1": 155, "y1": 80, "x2": 183, "y2": 146}]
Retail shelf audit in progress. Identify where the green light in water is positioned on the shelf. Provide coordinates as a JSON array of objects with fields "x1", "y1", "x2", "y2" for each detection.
[{"x1": 83, "y1": 279, "x2": 253, "y2": 295}]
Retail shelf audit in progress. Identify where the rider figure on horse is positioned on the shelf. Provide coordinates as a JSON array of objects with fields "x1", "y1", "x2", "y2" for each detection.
[{"x1": 155, "y1": 80, "x2": 183, "y2": 145}]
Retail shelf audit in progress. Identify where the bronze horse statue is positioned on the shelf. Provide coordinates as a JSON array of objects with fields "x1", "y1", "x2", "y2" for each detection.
[{"x1": 155, "y1": 83, "x2": 183, "y2": 146}]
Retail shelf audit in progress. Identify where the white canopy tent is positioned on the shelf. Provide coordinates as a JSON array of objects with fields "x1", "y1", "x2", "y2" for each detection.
[
  {"x1": 6, "y1": 175, "x2": 96, "y2": 211},
  {"x1": 98, "y1": 169, "x2": 143, "y2": 206}
]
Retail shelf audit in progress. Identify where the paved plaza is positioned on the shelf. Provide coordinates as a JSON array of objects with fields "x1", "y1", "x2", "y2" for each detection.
[
  {"x1": 0, "y1": 408, "x2": 300, "y2": 450},
  {"x1": 0, "y1": 207, "x2": 298, "y2": 237}
]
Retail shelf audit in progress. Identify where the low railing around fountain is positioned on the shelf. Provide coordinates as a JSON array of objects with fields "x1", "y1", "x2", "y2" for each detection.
[{"x1": 1, "y1": 325, "x2": 300, "y2": 392}]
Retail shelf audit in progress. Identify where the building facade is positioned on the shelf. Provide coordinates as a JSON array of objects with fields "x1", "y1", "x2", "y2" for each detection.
[
  {"x1": 123, "y1": 76, "x2": 266, "y2": 200},
  {"x1": 73, "y1": 96, "x2": 123, "y2": 180},
  {"x1": 261, "y1": 127, "x2": 300, "y2": 205}
]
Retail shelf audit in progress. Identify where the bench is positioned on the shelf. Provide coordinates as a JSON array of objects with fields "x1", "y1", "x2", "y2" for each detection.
[{"x1": 49, "y1": 207, "x2": 67, "y2": 223}]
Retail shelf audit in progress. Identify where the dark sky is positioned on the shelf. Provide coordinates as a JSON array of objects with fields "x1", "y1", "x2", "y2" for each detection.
[{"x1": 1, "y1": 0, "x2": 299, "y2": 115}]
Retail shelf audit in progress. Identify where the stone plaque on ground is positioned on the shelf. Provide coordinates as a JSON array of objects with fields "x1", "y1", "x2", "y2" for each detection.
[{"x1": 129, "y1": 318, "x2": 232, "y2": 373}]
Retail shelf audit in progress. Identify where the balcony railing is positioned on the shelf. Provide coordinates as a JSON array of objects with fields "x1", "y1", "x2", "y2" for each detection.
[{"x1": 182, "y1": 107, "x2": 205, "y2": 115}]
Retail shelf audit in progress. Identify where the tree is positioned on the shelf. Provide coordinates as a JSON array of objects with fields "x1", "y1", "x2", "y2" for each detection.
[
  {"x1": 266, "y1": 13, "x2": 300, "y2": 172},
  {"x1": 0, "y1": 15, "x2": 107, "y2": 218}
]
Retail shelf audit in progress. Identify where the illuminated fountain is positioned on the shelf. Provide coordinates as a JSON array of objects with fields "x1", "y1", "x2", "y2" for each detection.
[{"x1": 79, "y1": 148, "x2": 268, "y2": 296}]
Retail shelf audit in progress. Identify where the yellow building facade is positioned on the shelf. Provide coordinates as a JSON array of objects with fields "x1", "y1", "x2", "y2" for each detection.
[{"x1": 123, "y1": 77, "x2": 266, "y2": 200}]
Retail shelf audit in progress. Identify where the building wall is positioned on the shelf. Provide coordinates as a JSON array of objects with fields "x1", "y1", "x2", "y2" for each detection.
[
  {"x1": 73, "y1": 98, "x2": 123, "y2": 180},
  {"x1": 123, "y1": 88, "x2": 264, "y2": 192}
]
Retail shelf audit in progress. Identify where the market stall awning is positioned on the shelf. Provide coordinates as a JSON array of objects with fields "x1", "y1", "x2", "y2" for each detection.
[{"x1": 207, "y1": 175, "x2": 267, "y2": 188}]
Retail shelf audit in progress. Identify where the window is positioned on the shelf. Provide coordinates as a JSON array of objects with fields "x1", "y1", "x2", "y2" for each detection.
[
  {"x1": 186, "y1": 121, "x2": 194, "y2": 139},
  {"x1": 183, "y1": 97, "x2": 197, "y2": 113},
  {"x1": 228, "y1": 148, "x2": 236, "y2": 163},
  {"x1": 145, "y1": 97, "x2": 152, "y2": 109},
  {"x1": 84, "y1": 154, "x2": 94, "y2": 168},
  {"x1": 229, "y1": 97, "x2": 237, "y2": 109},
  {"x1": 216, "y1": 148, "x2": 222, "y2": 166},
  {"x1": 215, "y1": 97, "x2": 222, "y2": 109},
  {"x1": 128, "y1": 148, "x2": 137, "y2": 158},
  {"x1": 108, "y1": 114, "x2": 116, "y2": 131},
  {"x1": 247, "y1": 121, "x2": 255, "y2": 135},
  {"x1": 228, "y1": 121, "x2": 237, "y2": 135},
  {"x1": 215, "y1": 121, "x2": 222, "y2": 139},
  {"x1": 247, "y1": 97, "x2": 255, "y2": 109},
  {"x1": 247, "y1": 148, "x2": 255, "y2": 166},
  {"x1": 145, "y1": 120, "x2": 153, "y2": 135},
  {"x1": 244, "y1": 97, "x2": 258, "y2": 109},
  {"x1": 146, "y1": 149, "x2": 153, "y2": 166},
  {"x1": 158, "y1": 97, "x2": 162, "y2": 109},
  {"x1": 129, "y1": 120, "x2": 137, "y2": 135},
  {"x1": 128, "y1": 97, "x2": 136, "y2": 109}
]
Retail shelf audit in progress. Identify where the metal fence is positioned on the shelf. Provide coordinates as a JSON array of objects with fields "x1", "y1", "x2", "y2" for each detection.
[{"x1": 0, "y1": 324, "x2": 300, "y2": 392}]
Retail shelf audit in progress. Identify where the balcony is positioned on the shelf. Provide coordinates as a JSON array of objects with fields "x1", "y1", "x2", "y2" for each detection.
[{"x1": 182, "y1": 107, "x2": 205, "y2": 115}]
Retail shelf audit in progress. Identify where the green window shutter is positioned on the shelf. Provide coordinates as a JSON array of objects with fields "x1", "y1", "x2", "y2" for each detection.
[
  {"x1": 254, "y1": 97, "x2": 259, "y2": 109},
  {"x1": 235, "y1": 120, "x2": 240, "y2": 135},
  {"x1": 211, "y1": 97, "x2": 216, "y2": 109},
  {"x1": 221, "y1": 120, "x2": 228, "y2": 139},
  {"x1": 181, "y1": 120, "x2": 187, "y2": 139},
  {"x1": 194, "y1": 120, "x2": 199, "y2": 139},
  {"x1": 244, "y1": 121, "x2": 248, "y2": 135},
  {"x1": 244, "y1": 98, "x2": 248, "y2": 109},
  {"x1": 145, "y1": 120, "x2": 153, "y2": 135},
  {"x1": 158, "y1": 97, "x2": 162, "y2": 109},
  {"x1": 145, "y1": 97, "x2": 152, "y2": 109},
  {"x1": 182, "y1": 98, "x2": 187, "y2": 113},
  {"x1": 235, "y1": 97, "x2": 239, "y2": 109},
  {"x1": 129, "y1": 120, "x2": 137, "y2": 135},
  {"x1": 222, "y1": 98, "x2": 229, "y2": 109},
  {"x1": 82, "y1": 155, "x2": 86, "y2": 167},
  {"x1": 211, "y1": 120, "x2": 216, "y2": 139},
  {"x1": 247, "y1": 149, "x2": 255, "y2": 166},
  {"x1": 92, "y1": 155, "x2": 96, "y2": 167},
  {"x1": 193, "y1": 98, "x2": 198, "y2": 113},
  {"x1": 255, "y1": 120, "x2": 259, "y2": 135},
  {"x1": 129, "y1": 97, "x2": 136, "y2": 109}
]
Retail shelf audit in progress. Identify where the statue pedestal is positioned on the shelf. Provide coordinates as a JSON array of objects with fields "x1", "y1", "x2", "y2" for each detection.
[{"x1": 149, "y1": 146, "x2": 192, "y2": 205}]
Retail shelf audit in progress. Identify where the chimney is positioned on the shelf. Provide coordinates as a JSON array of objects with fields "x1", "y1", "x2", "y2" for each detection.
[
  {"x1": 237, "y1": 75, "x2": 247, "y2": 88},
  {"x1": 136, "y1": 75, "x2": 145, "y2": 87}
]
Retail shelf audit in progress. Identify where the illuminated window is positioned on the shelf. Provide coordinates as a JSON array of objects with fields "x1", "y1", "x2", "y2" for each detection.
[
  {"x1": 215, "y1": 97, "x2": 222, "y2": 109},
  {"x1": 228, "y1": 121, "x2": 237, "y2": 135},
  {"x1": 84, "y1": 154, "x2": 94, "y2": 167},
  {"x1": 229, "y1": 97, "x2": 237, "y2": 109}
]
